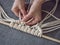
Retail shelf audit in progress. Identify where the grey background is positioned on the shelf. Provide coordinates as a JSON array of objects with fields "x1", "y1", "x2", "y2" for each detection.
[{"x1": 0, "y1": 0, "x2": 60, "y2": 45}]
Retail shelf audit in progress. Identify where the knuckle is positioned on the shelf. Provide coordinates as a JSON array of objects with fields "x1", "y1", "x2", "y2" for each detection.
[
  {"x1": 11, "y1": 8, "x2": 14, "y2": 12},
  {"x1": 11, "y1": 6, "x2": 17, "y2": 12},
  {"x1": 11, "y1": 8, "x2": 17, "y2": 13}
]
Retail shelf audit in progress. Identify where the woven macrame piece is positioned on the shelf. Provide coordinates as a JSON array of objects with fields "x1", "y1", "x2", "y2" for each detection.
[{"x1": 0, "y1": 0, "x2": 60, "y2": 43}]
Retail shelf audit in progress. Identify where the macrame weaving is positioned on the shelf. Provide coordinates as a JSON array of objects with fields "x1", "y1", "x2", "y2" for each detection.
[{"x1": 0, "y1": 0, "x2": 60, "y2": 43}]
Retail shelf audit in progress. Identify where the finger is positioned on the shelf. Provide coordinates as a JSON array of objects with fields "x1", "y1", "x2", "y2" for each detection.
[
  {"x1": 19, "y1": 5, "x2": 27, "y2": 16},
  {"x1": 26, "y1": 18, "x2": 40, "y2": 26},
  {"x1": 11, "y1": 2, "x2": 19, "y2": 17},
  {"x1": 25, "y1": 18, "x2": 34, "y2": 24},
  {"x1": 22, "y1": 14, "x2": 32, "y2": 22},
  {"x1": 12, "y1": 8, "x2": 19, "y2": 17},
  {"x1": 20, "y1": 8, "x2": 27, "y2": 16}
]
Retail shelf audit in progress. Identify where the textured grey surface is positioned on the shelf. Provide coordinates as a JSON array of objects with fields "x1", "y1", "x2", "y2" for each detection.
[{"x1": 0, "y1": 0, "x2": 60, "y2": 45}]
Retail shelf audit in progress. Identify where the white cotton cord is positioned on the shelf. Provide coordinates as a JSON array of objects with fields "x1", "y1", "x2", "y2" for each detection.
[
  {"x1": 0, "y1": 20, "x2": 10, "y2": 26},
  {"x1": 42, "y1": 24, "x2": 60, "y2": 31},
  {"x1": 39, "y1": 0, "x2": 59, "y2": 26},
  {"x1": 2, "y1": 12, "x2": 14, "y2": 20},
  {"x1": 41, "y1": 20, "x2": 60, "y2": 33},
  {"x1": 0, "y1": 6, "x2": 13, "y2": 19},
  {"x1": 0, "y1": 13, "x2": 3, "y2": 19},
  {"x1": 41, "y1": 19, "x2": 60, "y2": 28},
  {"x1": 0, "y1": 10, "x2": 5, "y2": 19},
  {"x1": 42, "y1": 10, "x2": 59, "y2": 20},
  {"x1": 40, "y1": 3, "x2": 58, "y2": 26},
  {"x1": 43, "y1": 24, "x2": 60, "y2": 31},
  {"x1": 1, "y1": 12, "x2": 11, "y2": 19},
  {"x1": 43, "y1": 25, "x2": 60, "y2": 33},
  {"x1": 0, "y1": 18, "x2": 15, "y2": 23},
  {"x1": 31, "y1": 24, "x2": 43, "y2": 37},
  {"x1": 1, "y1": 12, "x2": 9, "y2": 19},
  {"x1": 44, "y1": 0, "x2": 59, "y2": 20},
  {"x1": 39, "y1": 1, "x2": 58, "y2": 32}
]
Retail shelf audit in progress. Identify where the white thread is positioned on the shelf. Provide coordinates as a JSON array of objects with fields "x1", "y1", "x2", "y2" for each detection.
[
  {"x1": 39, "y1": 0, "x2": 59, "y2": 26},
  {"x1": 41, "y1": 19, "x2": 60, "y2": 28}
]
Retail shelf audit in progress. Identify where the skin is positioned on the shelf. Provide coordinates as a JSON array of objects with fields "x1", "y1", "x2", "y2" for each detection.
[{"x1": 11, "y1": 0, "x2": 44, "y2": 26}]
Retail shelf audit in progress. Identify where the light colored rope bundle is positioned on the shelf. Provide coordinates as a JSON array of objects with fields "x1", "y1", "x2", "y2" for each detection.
[{"x1": 0, "y1": 0, "x2": 60, "y2": 43}]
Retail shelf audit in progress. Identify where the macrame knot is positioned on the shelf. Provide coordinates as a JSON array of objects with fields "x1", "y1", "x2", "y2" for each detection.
[{"x1": 9, "y1": 20, "x2": 42, "y2": 37}]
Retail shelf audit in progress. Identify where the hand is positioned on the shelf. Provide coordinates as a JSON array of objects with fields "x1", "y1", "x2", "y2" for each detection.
[
  {"x1": 22, "y1": 0, "x2": 44, "y2": 26},
  {"x1": 11, "y1": 0, "x2": 27, "y2": 19}
]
